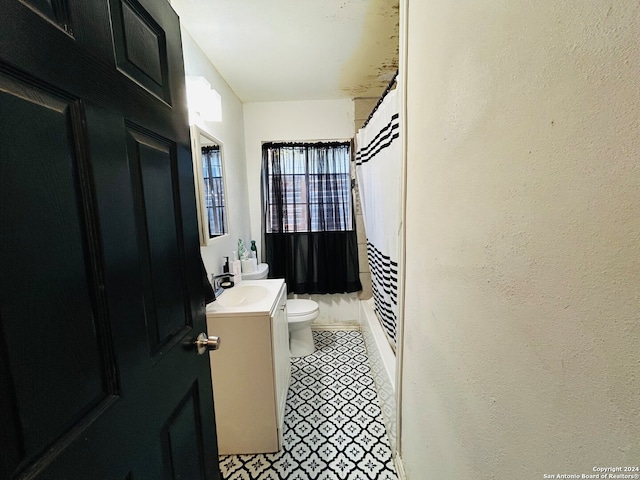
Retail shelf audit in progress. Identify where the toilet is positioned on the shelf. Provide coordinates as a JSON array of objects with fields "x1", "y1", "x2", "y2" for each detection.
[
  {"x1": 243, "y1": 263, "x2": 319, "y2": 357},
  {"x1": 286, "y1": 299, "x2": 319, "y2": 357}
]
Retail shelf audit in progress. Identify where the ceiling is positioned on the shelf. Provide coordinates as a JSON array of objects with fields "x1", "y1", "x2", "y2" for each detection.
[{"x1": 169, "y1": 0, "x2": 399, "y2": 103}]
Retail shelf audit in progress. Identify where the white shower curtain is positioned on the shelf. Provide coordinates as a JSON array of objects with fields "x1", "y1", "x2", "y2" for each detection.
[{"x1": 356, "y1": 88, "x2": 401, "y2": 348}]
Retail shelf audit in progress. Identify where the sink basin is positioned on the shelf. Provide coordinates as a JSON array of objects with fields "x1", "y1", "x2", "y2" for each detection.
[{"x1": 215, "y1": 284, "x2": 269, "y2": 308}]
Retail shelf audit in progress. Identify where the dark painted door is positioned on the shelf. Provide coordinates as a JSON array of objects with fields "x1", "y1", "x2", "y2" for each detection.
[{"x1": 0, "y1": 1, "x2": 220, "y2": 479}]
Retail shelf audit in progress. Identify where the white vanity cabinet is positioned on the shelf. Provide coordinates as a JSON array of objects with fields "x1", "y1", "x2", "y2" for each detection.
[{"x1": 205, "y1": 279, "x2": 290, "y2": 454}]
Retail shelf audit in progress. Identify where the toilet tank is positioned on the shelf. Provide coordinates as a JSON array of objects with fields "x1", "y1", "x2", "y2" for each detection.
[{"x1": 242, "y1": 262, "x2": 269, "y2": 280}]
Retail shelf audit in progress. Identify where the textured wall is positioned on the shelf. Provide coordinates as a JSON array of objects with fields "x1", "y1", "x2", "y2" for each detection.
[{"x1": 401, "y1": 1, "x2": 639, "y2": 478}]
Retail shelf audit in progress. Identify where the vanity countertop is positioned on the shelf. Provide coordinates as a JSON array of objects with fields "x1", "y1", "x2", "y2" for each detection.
[{"x1": 205, "y1": 279, "x2": 285, "y2": 317}]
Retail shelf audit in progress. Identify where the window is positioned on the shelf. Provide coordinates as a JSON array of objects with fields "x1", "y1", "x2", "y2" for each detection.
[
  {"x1": 261, "y1": 141, "x2": 361, "y2": 294},
  {"x1": 263, "y1": 142, "x2": 353, "y2": 233}
]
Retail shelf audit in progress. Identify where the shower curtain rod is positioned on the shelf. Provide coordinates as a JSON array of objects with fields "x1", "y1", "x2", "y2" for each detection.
[{"x1": 360, "y1": 69, "x2": 399, "y2": 130}]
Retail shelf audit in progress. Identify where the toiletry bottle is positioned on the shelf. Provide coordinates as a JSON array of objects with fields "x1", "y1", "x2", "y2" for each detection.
[
  {"x1": 222, "y1": 256, "x2": 229, "y2": 282},
  {"x1": 250, "y1": 240, "x2": 258, "y2": 262},
  {"x1": 221, "y1": 256, "x2": 234, "y2": 288},
  {"x1": 238, "y1": 238, "x2": 247, "y2": 260}
]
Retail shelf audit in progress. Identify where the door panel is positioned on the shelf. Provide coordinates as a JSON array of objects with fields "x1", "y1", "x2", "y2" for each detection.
[
  {"x1": 22, "y1": 0, "x2": 73, "y2": 33},
  {"x1": 126, "y1": 127, "x2": 190, "y2": 354},
  {"x1": 161, "y1": 382, "x2": 207, "y2": 480},
  {"x1": 0, "y1": 1, "x2": 220, "y2": 478},
  {"x1": 110, "y1": 0, "x2": 171, "y2": 102},
  {"x1": 0, "y1": 70, "x2": 116, "y2": 477}
]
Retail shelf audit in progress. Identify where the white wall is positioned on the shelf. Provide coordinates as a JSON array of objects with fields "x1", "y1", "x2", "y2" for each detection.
[
  {"x1": 180, "y1": 30, "x2": 252, "y2": 276},
  {"x1": 243, "y1": 100, "x2": 360, "y2": 323},
  {"x1": 401, "y1": 1, "x2": 639, "y2": 478}
]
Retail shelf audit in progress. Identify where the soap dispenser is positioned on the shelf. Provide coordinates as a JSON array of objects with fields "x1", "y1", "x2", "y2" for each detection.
[{"x1": 221, "y1": 256, "x2": 234, "y2": 288}]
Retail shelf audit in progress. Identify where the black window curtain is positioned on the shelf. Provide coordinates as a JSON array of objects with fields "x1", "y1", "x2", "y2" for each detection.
[{"x1": 262, "y1": 142, "x2": 362, "y2": 294}]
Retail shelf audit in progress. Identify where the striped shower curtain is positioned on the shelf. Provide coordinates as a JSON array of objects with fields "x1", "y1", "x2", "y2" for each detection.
[{"x1": 355, "y1": 88, "x2": 401, "y2": 349}]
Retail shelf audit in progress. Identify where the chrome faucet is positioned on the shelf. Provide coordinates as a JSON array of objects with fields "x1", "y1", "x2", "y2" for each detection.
[{"x1": 211, "y1": 273, "x2": 235, "y2": 299}]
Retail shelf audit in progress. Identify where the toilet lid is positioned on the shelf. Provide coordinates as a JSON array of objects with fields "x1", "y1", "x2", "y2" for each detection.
[{"x1": 287, "y1": 299, "x2": 319, "y2": 316}]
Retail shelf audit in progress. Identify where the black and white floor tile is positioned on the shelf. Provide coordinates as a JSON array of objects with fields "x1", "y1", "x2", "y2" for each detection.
[{"x1": 219, "y1": 330, "x2": 398, "y2": 480}]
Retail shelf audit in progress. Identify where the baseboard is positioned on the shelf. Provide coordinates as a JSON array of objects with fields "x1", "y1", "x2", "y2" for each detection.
[
  {"x1": 394, "y1": 452, "x2": 407, "y2": 480},
  {"x1": 311, "y1": 324, "x2": 361, "y2": 332}
]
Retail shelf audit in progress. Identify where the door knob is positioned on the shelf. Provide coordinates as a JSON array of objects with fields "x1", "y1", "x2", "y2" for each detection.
[{"x1": 195, "y1": 333, "x2": 221, "y2": 355}]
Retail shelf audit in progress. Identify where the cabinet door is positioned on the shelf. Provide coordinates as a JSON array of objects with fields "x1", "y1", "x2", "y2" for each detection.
[{"x1": 272, "y1": 285, "x2": 291, "y2": 440}]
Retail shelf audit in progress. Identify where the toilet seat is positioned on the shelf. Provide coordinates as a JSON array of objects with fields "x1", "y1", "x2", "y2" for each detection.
[{"x1": 287, "y1": 299, "x2": 319, "y2": 323}]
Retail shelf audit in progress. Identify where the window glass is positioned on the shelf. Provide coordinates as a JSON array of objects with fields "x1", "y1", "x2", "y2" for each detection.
[{"x1": 263, "y1": 142, "x2": 352, "y2": 233}]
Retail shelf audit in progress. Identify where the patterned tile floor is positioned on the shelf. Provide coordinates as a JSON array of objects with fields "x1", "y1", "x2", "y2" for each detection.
[{"x1": 219, "y1": 330, "x2": 397, "y2": 480}]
